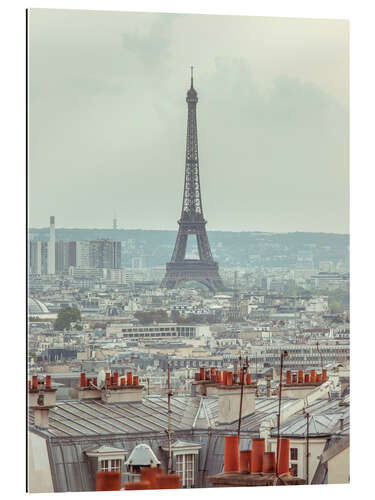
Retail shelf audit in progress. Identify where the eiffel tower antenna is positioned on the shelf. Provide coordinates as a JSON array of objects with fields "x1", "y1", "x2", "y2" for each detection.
[{"x1": 161, "y1": 69, "x2": 223, "y2": 293}]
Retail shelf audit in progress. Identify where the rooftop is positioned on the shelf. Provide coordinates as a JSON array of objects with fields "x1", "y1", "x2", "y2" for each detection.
[{"x1": 28, "y1": 394, "x2": 347, "y2": 438}]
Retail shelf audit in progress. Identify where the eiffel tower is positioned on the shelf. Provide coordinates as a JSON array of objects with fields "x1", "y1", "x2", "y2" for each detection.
[{"x1": 161, "y1": 69, "x2": 224, "y2": 293}]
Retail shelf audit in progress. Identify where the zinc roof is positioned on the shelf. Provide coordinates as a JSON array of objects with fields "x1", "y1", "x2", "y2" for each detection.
[{"x1": 29, "y1": 395, "x2": 202, "y2": 437}]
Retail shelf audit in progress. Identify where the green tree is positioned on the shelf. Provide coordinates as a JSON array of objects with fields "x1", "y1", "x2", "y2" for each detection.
[{"x1": 54, "y1": 307, "x2": 81, "y2": 331}]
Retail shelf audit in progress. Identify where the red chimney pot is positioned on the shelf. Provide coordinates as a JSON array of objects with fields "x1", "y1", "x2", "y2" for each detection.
[
  {"x1": 239, "y1": 450, "x2": 251, "y2": 472},
  {"x1": 262, "y1": 452, "x2": 276, "y2": 473},
  {"x1": 277, "y1": 438, "x2": 290, "y2": 475},
  {"x1": 251, "y1": 438, "x2": 265, "y2": 473},
  {"x1": 96, "y1": 471, "x2": 121, "y2": 491},
  {"x1": 155, "y1": 474, "x2": 181, "y2": 489},
  {"x1": 224, "y1": 436, "x2": 240, "y2": 473}
]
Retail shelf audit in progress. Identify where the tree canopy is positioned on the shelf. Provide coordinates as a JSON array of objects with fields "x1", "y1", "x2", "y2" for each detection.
[{"x1": 54, "y1": 307, "x2": 81, "y2": 331}]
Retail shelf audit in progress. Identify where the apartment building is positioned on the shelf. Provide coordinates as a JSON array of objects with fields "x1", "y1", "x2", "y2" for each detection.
[{"x1": 106, "y1": 323, "x2": 211, "y2": 341}]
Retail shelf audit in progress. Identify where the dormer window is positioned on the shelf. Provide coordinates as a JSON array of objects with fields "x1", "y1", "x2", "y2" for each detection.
[
  {"x1": 99, "y1": 458, "x2": 122, "y2": 472},
  {"x1": 161, "y1": 440, "x2": 201, "y2": 488},
  {"x1": 85, "y1": 445, "x2": 127, "y2": 478},
  {"x1": 176, "y1": 454, "x2": 195, "y2": 488}
]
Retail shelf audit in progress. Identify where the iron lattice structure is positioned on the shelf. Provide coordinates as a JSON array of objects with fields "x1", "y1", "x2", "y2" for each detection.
[{"x1": 161, "y1": 70, "x2": 224, "y2": 293}]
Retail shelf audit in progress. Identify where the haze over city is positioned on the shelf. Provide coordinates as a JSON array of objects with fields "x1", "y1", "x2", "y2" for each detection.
[
  {"x1": 29, "y1": 9, "x2": 349, "y2": 233},
  {"x1": 26, "y1": 8, "x2": 351, "y2": 494}
]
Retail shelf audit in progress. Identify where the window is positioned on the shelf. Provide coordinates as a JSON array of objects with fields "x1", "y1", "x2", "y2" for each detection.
[
  {"x1": 99, "y1": 459, "x2": 122, "y2": 472},
  {"x1": 175, "y1": 454, "x2": 195, "y2": 488},
  {"x1": 111, "y1": 459, "x2": 121, "y2": 471},
  {"x1": 100, "y1": 460, "x2": 109, "y2": 471},
  {"x1": 290, "y1": 463, "x2": 298, "y2": 476},
  {"x1": 290, "y1": 448, "x2": 298, "y2": 460}
]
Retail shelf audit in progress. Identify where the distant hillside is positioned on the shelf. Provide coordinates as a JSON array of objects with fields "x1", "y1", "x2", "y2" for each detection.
[{"x1": 29, "y1": 228, "x2": 349, "y2": 268}]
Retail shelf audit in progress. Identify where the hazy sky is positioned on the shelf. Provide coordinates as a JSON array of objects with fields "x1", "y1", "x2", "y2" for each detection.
[{"x1": 29, "y1": 9, "x2": 349, "y2": 233}]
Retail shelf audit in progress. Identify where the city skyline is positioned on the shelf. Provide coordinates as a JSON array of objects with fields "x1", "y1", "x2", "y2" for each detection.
[
  {"x1": 29, "y1": 9, "x2": 349, "y2": 233},
  {"x1": 26, "y1": 8, "x2": 351, "y2": 494}
]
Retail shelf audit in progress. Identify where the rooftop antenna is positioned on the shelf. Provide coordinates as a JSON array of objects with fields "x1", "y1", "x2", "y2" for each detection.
[
  {"x1": 237, "y1": 356, "x2": 248, "y2": 439},
  {"x1": 167, "y1": 363, "x2": 173, "y2": 473},
  {"x1": 276, "y1": 350, "x2": 288, "y2": 475},
  {"x1": 190, "y1": 65, "x2": 194, "y2": 87},
  {"x1": 305, "y1": 411, "x2": 310, "y2": 484}
]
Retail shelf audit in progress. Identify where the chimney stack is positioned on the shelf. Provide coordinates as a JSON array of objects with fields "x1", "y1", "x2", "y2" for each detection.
[
  {"x1": 282, "y1": 369, "x2": 327, "y2": 399},
  {"x1": 28, "y1": 375, "x2": 56, "y2": 429},
  {"x1": 217, "y1": 380, "x2": 256, "y2": 424},
  {"x1": 101, "y1": 371, "x2": 144, "y2": 403},
  {"x1": 192, "y1": 365, "x2": 257, "y2": 415},
  {"x1": 76, "y1": 371, "x2": 144, "y2": 402},
  {"x1": 77, "y1": 372, "x2": 101, "y2": 400}
]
